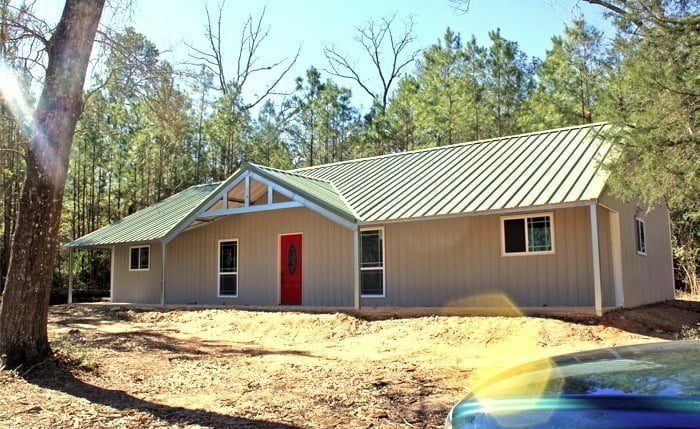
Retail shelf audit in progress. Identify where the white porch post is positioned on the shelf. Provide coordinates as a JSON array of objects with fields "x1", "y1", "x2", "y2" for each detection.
[
  {"x1": 353, "y1": 227, "x2": 361, "y2": 310},
  {"x1": 244, "y1": 175, "x2": 250, "y2": 207},
  {"x1": 110, "y1": 246, "x2": 115, "y2": 302},
  {"x1": 160, "y1": 242, "x2": 166, "y2": 307},
  {"x1": 589, "y1": 202, "x2": 603, "y2": 317},
  {"x1": 67, "y1": 247, "x2": 74, "y2": 305}
]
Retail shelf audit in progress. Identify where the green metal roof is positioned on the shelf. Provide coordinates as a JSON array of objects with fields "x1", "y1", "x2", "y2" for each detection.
[
  {"x1": 67, "y1": 182, "x2": 221, "y2": 247},
  {"x1": 247, "y1": 163, "x2": 356, "y2": 220},
  {"x1": 68, "y1": 123, "x2": 616, "y2": 247},
  {"x1": 294, "y1": 122, "x2": 615, "y2": 222}
]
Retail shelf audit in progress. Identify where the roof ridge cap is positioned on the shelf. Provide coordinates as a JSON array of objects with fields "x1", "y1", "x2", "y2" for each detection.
[
  {"x1": 292, "y1": 122, "x2": 609, "y2": 172},
  {"x1": 251, "y1": 163, "x2": 335, "y2": 185}
]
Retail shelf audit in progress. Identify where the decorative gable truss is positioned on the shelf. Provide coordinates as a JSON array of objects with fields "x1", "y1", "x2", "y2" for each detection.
[
  {"x1": 167, "y1": 167, "x2": 358, "y2": 245},
  {"x1": 199, "y1": 172, "x2": 303, "y2": 219}
]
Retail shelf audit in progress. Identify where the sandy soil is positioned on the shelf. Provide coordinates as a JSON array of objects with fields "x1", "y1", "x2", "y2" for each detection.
[{"x1": 1, "y1": 300, "x2": 699, "y2": 428}]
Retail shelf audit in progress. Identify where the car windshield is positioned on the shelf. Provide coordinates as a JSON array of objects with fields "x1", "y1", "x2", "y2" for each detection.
[{"x1": 469, "y1": 341, "x2": 700, "y2": 400}]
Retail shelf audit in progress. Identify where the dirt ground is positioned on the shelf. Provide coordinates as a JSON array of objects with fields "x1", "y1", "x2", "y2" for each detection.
[{"x1": 1, "y1": 300, "x2": 699, "y2": 428}]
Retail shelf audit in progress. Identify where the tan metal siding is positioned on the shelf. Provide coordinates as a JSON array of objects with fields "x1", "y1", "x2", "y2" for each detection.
[
  {"x1": 362, "y1": 206, "x2": 598, "y2": 308},
  {"x1": 164, "y1": 207, "x2": 354, "y2": 306},
  {"x1": 599, "y1": 194, "x2": 675, "y2": 307},
  {"x1": 112, "y1": 243, "x2": 161, "y2": 303},
  {"x1": 108, "y1": 199, "x2": 667, "y2": 311}
]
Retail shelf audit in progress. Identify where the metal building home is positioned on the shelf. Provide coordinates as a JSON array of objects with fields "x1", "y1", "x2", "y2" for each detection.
[{"x1": 67, "y1": 123, "x2": 675, "y2": 316}]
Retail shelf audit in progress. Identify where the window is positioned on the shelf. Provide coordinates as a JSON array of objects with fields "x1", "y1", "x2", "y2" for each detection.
[
  {"x1": 218, "y1": 240, "x2": 238, "y2": 297},
  {"x1": 501, "y1": 213, "x2": 554, "y2": 255},
  {"x1": 129, "y1": 246, "x2": 150, "y2": 271},
  {"x1": 360, "y1": 228, "x2": 385, "y2": 297},
  {"x1": 635, "y1": 217, "x2": 647, "y2": 256}
]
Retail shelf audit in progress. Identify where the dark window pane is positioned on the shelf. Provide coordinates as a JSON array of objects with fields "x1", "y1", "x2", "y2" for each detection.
[
  {"x1": 361, "y1": 270, "x2": 384, "y2": 296},
  {"x1": 139, "y1": 247, "x2": 149, "y2": 269},
  {"x1": 130, "y1": 248, "x2": 139, "y2": 269},
  {"x1": 636, "y1": 219, "x2": 646, "y2": 253},
  {"x1": 220, "y1": 241, "x2": 237, "y2": 272},
  {"x1": 527, "y1": 216, "x2": 552, "y2": 252},
  {"x1": 219, "y1": 274, "x2": 237, "y2": 296},
  {"x1": 361, "y1": 230, "x2": 383, "y2": 268},
  {"x1": 504, "y1": 219, "x2": 526, "y2": 253}
]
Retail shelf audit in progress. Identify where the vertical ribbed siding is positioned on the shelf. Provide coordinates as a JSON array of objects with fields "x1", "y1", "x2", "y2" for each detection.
[
  {"x1": 112, "y1": 243, "x2": 162, "y2": 303},
  {"x1": 361, "y1": 207, "x2": 600, "y2": 308},
  {"x1": 107, "y1": 202, "x2": 649, "y2": 309},
  {"x1": 599, "y1": 194, "x2": 675, "y2": 307},
  {"x1": 163, "y1": 207, "x2": 354, "y2": 306}
]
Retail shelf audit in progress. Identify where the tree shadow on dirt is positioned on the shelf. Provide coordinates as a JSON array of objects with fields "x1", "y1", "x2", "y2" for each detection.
[
  {"x1": 50, "y1": 306, "x2": 141, "y2": 326},
  {"x1": 600, "y1": 300, "x2": 700, "y2": 340},
  {"x1": 61, "y1": 328, "x2": 332, "y2": 360},
  {"x1": 25, "y1": 363, "x2": 298, "y2": 428}
]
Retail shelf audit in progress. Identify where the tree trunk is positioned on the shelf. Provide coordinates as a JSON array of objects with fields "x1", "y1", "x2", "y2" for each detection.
[{"x1": 0, "y1": 0, "x2": 105, "y2": 369}]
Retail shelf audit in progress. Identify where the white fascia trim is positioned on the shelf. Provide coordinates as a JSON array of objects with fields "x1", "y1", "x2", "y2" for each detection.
[
  {"x1": 198, "y1": 201, "x2": 303, "y2": 219},
  {"x1": 249, "y1": 172, "x2": 358, "y2": 231},
  {"x1": 358, "y1": 200, "x2": 593, "y2": 227},
  {"x1": 162, "y1": 173, "x2": 248, "y2": 245}
]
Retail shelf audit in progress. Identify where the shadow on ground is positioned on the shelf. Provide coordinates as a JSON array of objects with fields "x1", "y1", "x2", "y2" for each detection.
[
  {"x1": 60, "y1": 327, "x2": 330, "y2": 361},
  {"x1": 601, "y1": 300, "x2": 700, "y2": 340},
  {"x1": 25, "y1": 362, "x2": 298, "y2": 428}
]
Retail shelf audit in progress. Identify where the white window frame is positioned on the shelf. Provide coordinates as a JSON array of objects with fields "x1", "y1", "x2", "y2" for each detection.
[
  {"x1": 501, "y1": 212, "x2": 555, "y2": 256},
  {"x1": 360, "y1": 226, "x2": 386, "y2": 298},
  {"x1": 635, "y1": 217, "x2": 647, "y2": 256},
  {"x1": 128, "y1": 245, "x2": 150, "y2": 271},
  {"x1": 217, "y1": 238, "x2": 239, "y2": 298}
]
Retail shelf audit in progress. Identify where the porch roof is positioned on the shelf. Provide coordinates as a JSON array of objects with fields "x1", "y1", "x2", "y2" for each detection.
[{"x1": 66, "y1": 182, "x2": 222, "y2": 248}]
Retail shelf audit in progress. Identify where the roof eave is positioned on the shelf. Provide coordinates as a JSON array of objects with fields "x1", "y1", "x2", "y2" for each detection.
[{"x1": 246, "y1": 163, "x2": 357, "y2": 223}]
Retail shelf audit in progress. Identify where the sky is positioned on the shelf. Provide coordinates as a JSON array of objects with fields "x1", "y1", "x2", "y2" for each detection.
[{"x1": 33, "y1": 0, "x2": 615, "y2": 113}]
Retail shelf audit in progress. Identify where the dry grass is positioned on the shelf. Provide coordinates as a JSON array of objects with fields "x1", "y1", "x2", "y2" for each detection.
[{"x1": 0, "y1": 300, "x2": 698, "y2": 428}]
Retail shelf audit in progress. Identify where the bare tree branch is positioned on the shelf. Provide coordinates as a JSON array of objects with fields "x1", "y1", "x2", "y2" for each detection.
[
  {"x1": 323, "y1": 14, "x2": 419, "y2": 112},
  {"x1": 188, "y1": 2, "x2": 300, "y2": 110},
  {"x1": 243, "y1": 45, "x2": 301, "y2": 111}
]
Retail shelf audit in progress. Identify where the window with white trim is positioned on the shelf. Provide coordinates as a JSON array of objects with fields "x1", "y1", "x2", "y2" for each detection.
[
  {"x1": 218, "y1": 240, "x2": 238, "y2": 297},
  {"x1": 360, "y1": 229, "x2": 384, "y2": 297},
  {"x1": 502, "y1": 213, "x2": 554, "y2": 255},
  {"x1": 635, "y1": 217, "x2": 647, "y2": 255},
  {"x1": 129, "y1": 246, "x2": 150, "y2": 270}
]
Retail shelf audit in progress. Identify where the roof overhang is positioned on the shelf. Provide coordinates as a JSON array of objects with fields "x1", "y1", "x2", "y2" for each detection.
[
  {"x1": 66, "y1": 239, "x2": 161, "y2": 250},
  {"x1": 162, "y1": 166, "x2": 358, "y2": 245},
  {"x1": 357, "y1": 199, "x2": 597, "y2": 226}
]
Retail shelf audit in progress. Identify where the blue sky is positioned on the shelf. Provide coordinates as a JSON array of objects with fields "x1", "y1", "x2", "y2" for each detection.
[{"x1": 36, "y1": 0, "x2": 614, "y2": 112}]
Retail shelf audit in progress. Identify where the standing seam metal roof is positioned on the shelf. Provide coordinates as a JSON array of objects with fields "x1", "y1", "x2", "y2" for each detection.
[
  {"x1": 68, "y1": 122, "x2": 614, "y2": 246},
  {"x1": 293, "y1": 122, "x2": 614, "y2": 222},
  {"x1": 67, "y1": 182, "x2": 221, "y2": 247}
]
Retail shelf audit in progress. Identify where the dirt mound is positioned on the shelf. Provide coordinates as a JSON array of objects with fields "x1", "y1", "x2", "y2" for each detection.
[
  {"x1": 602, "y1": 300, "x2": 700, "y2": 339},
  {"x1": 1, "y1": 300, "x2": 697, "y2": 428}
]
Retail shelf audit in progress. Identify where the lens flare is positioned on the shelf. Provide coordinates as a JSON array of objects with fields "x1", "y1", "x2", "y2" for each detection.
[
  {"x1": 446, "y1": 293, "x2": 561, "y2": 427},
  {"x1": 0, "y1": 59, "x2": 62, "y2": 186},
  {"x1": 0, "y1": 60, "x2": 35, "y2": 129}
]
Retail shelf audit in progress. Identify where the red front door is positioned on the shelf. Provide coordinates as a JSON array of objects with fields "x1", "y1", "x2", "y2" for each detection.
[{"x1": 280, "y1": 234, "x2": 302, "y2": 305}]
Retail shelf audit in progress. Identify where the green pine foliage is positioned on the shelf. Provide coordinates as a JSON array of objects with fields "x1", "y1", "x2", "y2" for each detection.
[{"x1": 0, "y1": 4, "x2": 696, "y2": 294}]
